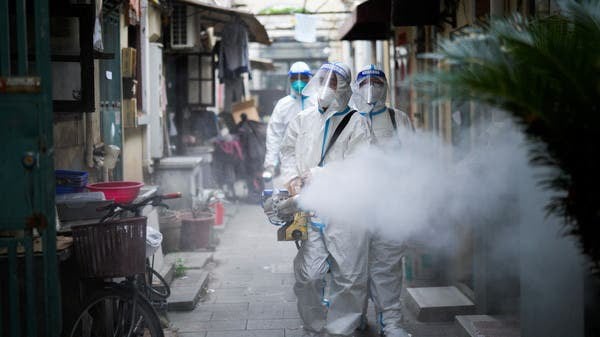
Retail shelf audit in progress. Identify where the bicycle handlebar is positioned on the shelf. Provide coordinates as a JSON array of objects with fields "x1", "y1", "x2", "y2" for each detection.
[
  {"x1": 98, "y1": 192, "x2": 182, "y2": 221},
  {"x1": 162, "y1": 192, "x2": 182, "y2": 200}
]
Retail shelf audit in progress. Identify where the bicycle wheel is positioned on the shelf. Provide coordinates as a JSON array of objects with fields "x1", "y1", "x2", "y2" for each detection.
[
  {"x1": 70, "y1": 287, "x2": 164, "y2": 337},
  {"x1": 145, "y1": 266, "x2": 171, "y2": 299}
]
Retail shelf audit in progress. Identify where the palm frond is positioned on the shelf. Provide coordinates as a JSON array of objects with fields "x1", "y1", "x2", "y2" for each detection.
[{"x1": 425, "y1": 0, "x2": 600, "y2": 271}]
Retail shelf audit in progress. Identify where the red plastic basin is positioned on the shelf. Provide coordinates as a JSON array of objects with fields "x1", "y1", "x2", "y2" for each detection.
[{"x1": 87, "y1": 181, "x2": 144, "y2": 204}]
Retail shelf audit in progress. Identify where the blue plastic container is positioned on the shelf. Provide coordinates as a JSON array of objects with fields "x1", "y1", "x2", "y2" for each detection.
[
  {"x1": 56, "y1": 186, "x2": 86, "y2": 195},
  {"x1": 56, "y1": 170, "x2": 88, "y2": 194},
  {"x1": 55, "y1": 170, "x2": 88, "y2": 187}
]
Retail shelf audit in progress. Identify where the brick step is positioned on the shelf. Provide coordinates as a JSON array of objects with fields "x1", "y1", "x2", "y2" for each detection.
[
  {"x1": 163, "y1": 252, "x2": 214, "y2": 311},
  {"x1": 406, "y1": 286, "x2": 476, "y2": 322},
  {"x1": 455, "y1": 315, "x2": 520, "y2": 337},
  {"x1": 167, "y1": 269, "x2": 210, "y2": 311}
]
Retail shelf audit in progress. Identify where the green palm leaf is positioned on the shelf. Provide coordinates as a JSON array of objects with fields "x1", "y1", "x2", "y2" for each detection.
[{"x1": 429, "y1": 0, "x2": 600, "y2": 271}]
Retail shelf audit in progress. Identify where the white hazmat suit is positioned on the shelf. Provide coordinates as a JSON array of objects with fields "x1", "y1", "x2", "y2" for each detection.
[
  {"x1": 352, "y1": 64, "x2": 413, "y2": 337},
  {"x1": 264, "y1": 62, "x2": 315, "y2": 187},
  {"x1": 280, "y1": 62, "x2": 373, "y2": 336}
]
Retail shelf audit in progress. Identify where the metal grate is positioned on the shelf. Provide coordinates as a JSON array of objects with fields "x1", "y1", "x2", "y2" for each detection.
[{"x1": 171, "y1": 4, "x2": 188, "y2": 47}]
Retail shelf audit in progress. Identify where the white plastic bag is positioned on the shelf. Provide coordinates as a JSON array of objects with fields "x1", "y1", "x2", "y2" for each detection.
[
  {"x1": 146, "y1": 226, "x2": 163, "y2": 257},
  {"x1": 93, "y1": 0, "x2": 103, "y2": 51}
]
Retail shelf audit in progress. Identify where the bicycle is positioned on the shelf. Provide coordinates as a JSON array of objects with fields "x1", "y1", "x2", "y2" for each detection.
[
  {"x1": 69, "y1": 192, "x2": 181, "y2": 337},
  {"x1": 98, "y1": 193, "x2": 177, "y2": 305}
]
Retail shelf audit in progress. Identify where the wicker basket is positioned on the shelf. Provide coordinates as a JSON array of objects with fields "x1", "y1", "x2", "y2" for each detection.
[{"x1": 72, "y1": 217, "x2": 147, "y2": 278}]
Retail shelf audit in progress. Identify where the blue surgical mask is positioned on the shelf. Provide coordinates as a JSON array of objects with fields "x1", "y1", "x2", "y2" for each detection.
[{"x1": 291, "y1": 80, "x2": 307, "y2": 94}]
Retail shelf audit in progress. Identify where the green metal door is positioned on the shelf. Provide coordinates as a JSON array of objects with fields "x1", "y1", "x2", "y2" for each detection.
[
  {"x1": 99, "y1": 12, "x2": 123, "y2": 180},
  {"x1": 0, "y1": 0, "x2": 60, "y2": 336}
]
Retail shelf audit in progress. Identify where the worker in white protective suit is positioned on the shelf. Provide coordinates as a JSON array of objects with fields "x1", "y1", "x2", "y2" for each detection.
[
  {"x1": 352, "y1": 64, "x2": 414, "y2": 337},
  {"x1": 279, "y1": 62, "x2": 373, "y2": 337},
  {"x1": 263, "y1": 62, "x2": 315, "y2": 188}
]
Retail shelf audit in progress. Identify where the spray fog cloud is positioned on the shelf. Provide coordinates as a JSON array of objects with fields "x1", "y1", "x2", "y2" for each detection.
[
  {"x1": 296, "y1": 114, "x2": 590, "y2": 329},
  {"x1": 298, "y1": 116, "x2": 535, "y2": 249}
]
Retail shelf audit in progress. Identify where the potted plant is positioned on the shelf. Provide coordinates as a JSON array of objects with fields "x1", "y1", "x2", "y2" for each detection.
[
  {"x1": 179, "y1": 191, "x2": 222, "y2": 250},
  {"x1": 158, "y1": 208, "x2": 181, "y2": 253}
]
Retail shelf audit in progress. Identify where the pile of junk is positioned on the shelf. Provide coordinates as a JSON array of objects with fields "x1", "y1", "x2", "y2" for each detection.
[
  {"x1": 54, "y1": 143, "x2": 227, "y2": 259},
  {"x1": 54, "y1": 144, "x2": 165, "y2": 253},
  {"x1": 174, "y1": 100, "x2": 268, "y2": 203}
]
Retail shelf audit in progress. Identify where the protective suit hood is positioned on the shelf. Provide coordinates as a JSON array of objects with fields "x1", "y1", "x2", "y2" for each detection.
[
  {"x1": 351, "y1": 64, "x2": 389, "y2": 115},
  {"x1": 289, "y1": 61, "x2": 312, "y2": 97},
  {"x1": 302, "y1": 62, "x2": 353, "y2": 115}
]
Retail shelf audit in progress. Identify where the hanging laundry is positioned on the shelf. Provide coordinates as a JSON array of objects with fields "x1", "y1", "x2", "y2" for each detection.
[
  {"x1": 218, "y1": 20, "x2": 251, "y2": 81},
  {"x1": 93, "y1": 0, "x2": 103, "y2": 50},
  {"x1": 294, "y1": 13, "x2": 318, "y2": 43}
]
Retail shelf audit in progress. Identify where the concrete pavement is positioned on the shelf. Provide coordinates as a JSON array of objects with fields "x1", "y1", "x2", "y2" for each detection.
[{"x1": 168, "y1": 203, "x2": 458, "y2": 337}]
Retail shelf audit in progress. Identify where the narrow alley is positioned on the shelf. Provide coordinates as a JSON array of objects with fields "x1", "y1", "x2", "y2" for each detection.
[
  {"x1": 168, "y1": 204, "x2": 458, "y2": 337},
  {"x1": 2, "y1": 0, "x2": 599, "y2": 336}
]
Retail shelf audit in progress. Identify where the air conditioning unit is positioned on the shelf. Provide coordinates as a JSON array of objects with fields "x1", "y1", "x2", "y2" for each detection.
[{"x1": 170, "y1": 4, "x2": 196, "y2": 49}]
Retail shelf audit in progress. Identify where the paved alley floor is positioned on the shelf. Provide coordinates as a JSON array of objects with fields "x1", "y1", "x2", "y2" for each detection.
[{"x1": 168, "y1": 203, "x2": 458, "y2": 337}]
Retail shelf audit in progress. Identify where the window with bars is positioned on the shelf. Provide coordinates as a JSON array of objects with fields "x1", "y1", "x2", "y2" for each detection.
[
  {"x1": 50, "y1": 4, "x2": 95, "y2": 113},
  {"x1": 187, "y1": 53, "x2": 215, "y2": 107},
  {"x1": 171, "y1": 4, "x2": 191, "y2": 48}
]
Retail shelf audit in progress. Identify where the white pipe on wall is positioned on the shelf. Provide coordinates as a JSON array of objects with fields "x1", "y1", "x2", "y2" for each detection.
[
  {"x1": 140, "y1": 0, "x2": 149, "y2": 115},
  {"x1": 353, "y1": 41, "x2": 370, "y2": 74},
  {"x1": 371, "y1": 40, "x2": 377, "y2": 66},
  {"x1": 140, "y1": 0, "x2": 153, "y2": 169},
  {"x1": 342, "y1": 40, "x2": 352, "y2": 69}
]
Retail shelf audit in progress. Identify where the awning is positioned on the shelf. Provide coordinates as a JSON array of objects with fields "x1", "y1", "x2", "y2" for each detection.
[
  {"x1": 177, "y1": 0, "x2": 271, "y2": 45},
  {"x1": 339, "y1": 0, "x2": 391, "y2": 41},
  {"x1": 250, "y1": 58, "x2": 276, "y2": 71}
]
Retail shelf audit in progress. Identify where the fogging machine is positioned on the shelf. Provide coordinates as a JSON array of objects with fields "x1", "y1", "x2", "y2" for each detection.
[{"x1": 261, "y1": 189, "x2": 308, "y2": 248}]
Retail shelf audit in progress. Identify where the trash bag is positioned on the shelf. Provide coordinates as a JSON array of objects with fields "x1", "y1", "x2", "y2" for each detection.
[
  {"x1": 146, "y1": 226, "x2": 163, "y2": 257},
  {"x1": 212, "y1": 136, "x2": 245, "y2": 197},
  {"x1": 236, "y1": 116, "x2": 267, "y2": 195}
]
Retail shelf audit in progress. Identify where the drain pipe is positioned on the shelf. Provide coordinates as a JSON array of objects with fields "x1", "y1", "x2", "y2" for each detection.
[{"x1": 140, "y1": 0, "x2": 153, "y2": 171}]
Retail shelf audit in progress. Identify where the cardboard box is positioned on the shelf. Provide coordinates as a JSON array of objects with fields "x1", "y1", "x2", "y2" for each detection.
[
  {"x1": 231, "y1": 99, "x2": 260, "y2": 124},
  {"x1": 122, "y1": 47, "x2": 137, "y2": 78},
  {"x1": 123, "y1": 98, "x2": 137, "y2": 128}
]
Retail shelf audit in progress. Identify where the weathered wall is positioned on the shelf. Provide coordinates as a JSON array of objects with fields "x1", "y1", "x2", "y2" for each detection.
[
  {"x1": 53, "y1": 61, "x2": 102, "y2": 182},
  {"x1": 148, "y1": 4, "x2": 162, "y2": 42},
  {"x1": 53, "y1": 118, "x2": 85, "y2": 170}
]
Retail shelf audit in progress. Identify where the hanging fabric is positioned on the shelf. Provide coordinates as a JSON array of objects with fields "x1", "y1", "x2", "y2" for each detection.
[
  {"x1": 294, "y1": 13, "x2": 318, "y2": 43},
  {"x1": 218, "y1": 19, "x2": 251, "y2": 81},
  {"x1": 93, "y1": 0, "x2": 104, "y2": 50}
]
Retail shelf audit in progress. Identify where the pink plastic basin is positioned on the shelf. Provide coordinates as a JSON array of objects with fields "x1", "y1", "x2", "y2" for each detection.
[{"x1": 87, "y1": 181, "x2": 144, "y2": 204}]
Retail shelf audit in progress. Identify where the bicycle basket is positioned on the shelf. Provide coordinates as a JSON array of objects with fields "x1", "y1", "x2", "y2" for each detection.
[{"x1": 72, "y1": 217, "x2": 147, "y2": 278}]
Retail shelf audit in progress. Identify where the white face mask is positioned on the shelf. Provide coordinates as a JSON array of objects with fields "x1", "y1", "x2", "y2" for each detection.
[
  {"x1": 359, "y1": 84, "x2": 385, "y2": 107},
  {"x1": 367, "y1": 85, "x2": 385, "y2": 105},
  {"x1": 318, "y1": 87, "x2": 336, "y2": 110}
]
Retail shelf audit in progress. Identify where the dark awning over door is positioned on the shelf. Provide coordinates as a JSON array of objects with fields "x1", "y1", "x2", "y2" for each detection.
[{"x1": 339, "y1": 0, "x2": 391, "y2": 41}]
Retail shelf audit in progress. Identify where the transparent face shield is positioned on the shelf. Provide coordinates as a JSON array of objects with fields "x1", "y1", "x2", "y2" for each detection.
[
  {"x1": 303, "y1": 65, "x2": 351, "y2": 112},
  {"x1": 358, "y1": 77, "x2": 387, "y2": 105},
  {"x1": 352, "y1": 68, "x2": 389, "y2": 112}
]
